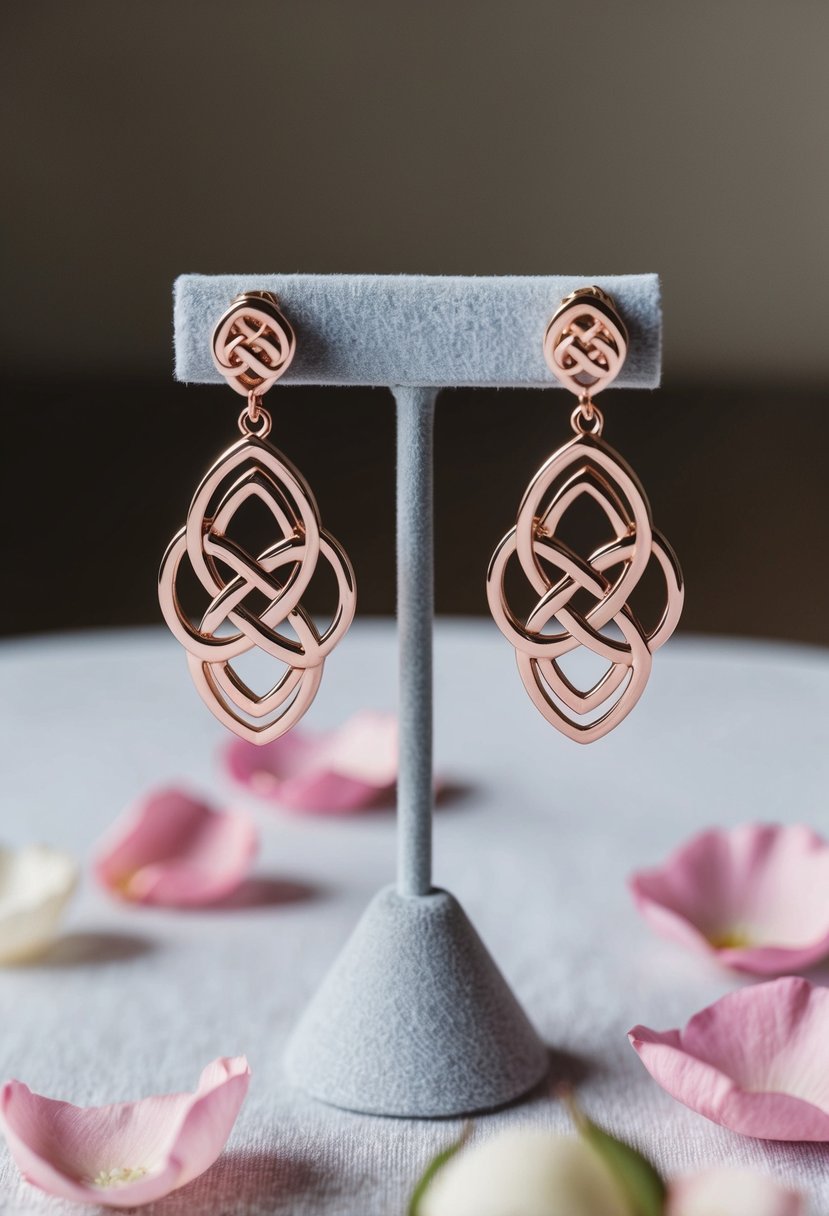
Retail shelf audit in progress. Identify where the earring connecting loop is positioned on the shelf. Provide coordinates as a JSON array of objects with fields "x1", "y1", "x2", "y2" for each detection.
[
  {"x1": 570, "y1": 395, "x2": 604, "y2": 436},
  {"x1": 239, "y1": 391, "x2": 271, "y2": 438}
]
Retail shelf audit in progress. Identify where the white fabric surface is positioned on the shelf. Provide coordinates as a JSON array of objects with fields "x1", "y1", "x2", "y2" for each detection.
[{"x1": 0, "y1": 622, "x2": 827, "y2": 1215}]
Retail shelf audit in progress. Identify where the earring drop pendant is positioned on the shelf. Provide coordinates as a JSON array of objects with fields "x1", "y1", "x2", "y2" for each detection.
[{"x1": 487, "y1": 287, "x2": 683, "y2": 743}]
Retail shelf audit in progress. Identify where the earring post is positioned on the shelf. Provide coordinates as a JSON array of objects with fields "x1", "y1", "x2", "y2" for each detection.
[{"x1": 394, "y1": 385, "x2": 436, "y2": 897}]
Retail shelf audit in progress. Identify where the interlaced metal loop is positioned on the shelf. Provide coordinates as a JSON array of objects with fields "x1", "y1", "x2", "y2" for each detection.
[
  {"x1": 486, "y1": 433, "x2": 684, "y2": 742},
  {"x1": 158, "y1": 436, "x2": 356, "y2": 744}
]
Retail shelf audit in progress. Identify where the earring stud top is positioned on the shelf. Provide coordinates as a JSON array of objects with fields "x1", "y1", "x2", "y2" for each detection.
[
  {"x1": 211, "y1": 291, "x2": 296, "y2": 397},
  {"x1": 543, "y1": 285, "x2": 628, "y2": 400}
]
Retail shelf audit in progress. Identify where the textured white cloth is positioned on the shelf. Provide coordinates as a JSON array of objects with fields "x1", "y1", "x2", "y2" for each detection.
[{"x1": 0, "y1": 623, "x2": 827, "y2": 1215}]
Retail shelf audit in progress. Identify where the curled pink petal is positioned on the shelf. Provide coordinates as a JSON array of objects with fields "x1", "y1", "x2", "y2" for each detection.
[
  {"x1": 667, "y1": 1167, "x2": 804, "y2": 1216},
  {"x1": 0, "y1": 1056, "x2": 250, "y2": 1207},
  {"x1": 222, "y1": 711, "x2": 398, "y2": 813},
  {"x1": 94, "y1": 788, "x2": 257, "y2": 907},
  {"x1": 630, "y1": 977, "x2": 829, "y2": 1140},
  {"x1": 630, "y1": 824, "x2": 829, "y2": 975}
]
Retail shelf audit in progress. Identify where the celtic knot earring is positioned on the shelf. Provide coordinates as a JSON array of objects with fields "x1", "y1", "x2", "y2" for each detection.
[
  {"x1": 159, "y1": 291, "x2": 356, "y2": 743},
  {"x1": 486, "y1": 286, "x2": 683, "y2": 743}
]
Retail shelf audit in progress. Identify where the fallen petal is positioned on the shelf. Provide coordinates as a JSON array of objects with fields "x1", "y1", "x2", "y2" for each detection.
[
  {"x1": 222, "y1": 711, "x2": 398, "y2": 813},
  {"x1": 630, "y1": 977, "x2": 829, "y2": 1140},
  {"x1": 0, "y1": 1056, "x2": 250, "y2": 1208},
  {"x1": 667, "y1": 1167, "x2": 804, "y2": 1216},
  {"x1": 630, "y1": 823, "x2": 829, "y2": 975},
  {"x1": 0, "y1": 845, "x2": 78, "y2": 963},
  {"x1": 94, "y1": 788, "x2": 257, "y2": 907}
]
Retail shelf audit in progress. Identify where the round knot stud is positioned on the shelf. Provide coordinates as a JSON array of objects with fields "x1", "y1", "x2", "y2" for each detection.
[
  {"x1": 543, "y1": 286, "x2": 628, "y2": 399},
  {"x1": 212, "y1": 291, "x2": 296, "y2": 397}
]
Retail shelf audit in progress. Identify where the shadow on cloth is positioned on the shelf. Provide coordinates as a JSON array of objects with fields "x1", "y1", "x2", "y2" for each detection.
[
  {"x1": 539, "y1": 1046, "x2": 593, "y2": 1097},
  {"x1": 152, "y1": 1147, "x2": 326, "y2": 1215},
  {"x1": 205, "y1": 876, "x2": 323, "y2": 911},
  {"x1": 435, "y1": 781, "x2": 477, "y2": 811},
  {"x1": 31, "y1": 931, "x2": 155, "y2": 967}
]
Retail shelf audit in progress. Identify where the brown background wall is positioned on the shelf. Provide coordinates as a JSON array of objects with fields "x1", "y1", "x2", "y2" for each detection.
[{"x1": 1, "y1": 2, "x2": 827, "y2": 642}]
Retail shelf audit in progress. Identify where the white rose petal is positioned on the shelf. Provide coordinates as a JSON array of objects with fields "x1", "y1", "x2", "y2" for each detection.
[
  {"x1": 0, "y1": 845, "x2": 78, "y2": 963},
  {"x1": 419, "y1": 1128, "x2": 630, "y2": 1216}
]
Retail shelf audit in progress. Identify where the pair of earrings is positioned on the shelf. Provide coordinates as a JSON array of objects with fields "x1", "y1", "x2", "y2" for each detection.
[{"x1": 159, "y1": 287, "x2": 683, "y2": 746}]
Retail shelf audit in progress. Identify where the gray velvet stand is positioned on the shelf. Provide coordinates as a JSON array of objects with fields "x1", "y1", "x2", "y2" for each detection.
[{"x1": 173, "y1": 273, "x2": 662, "y2": 1117}]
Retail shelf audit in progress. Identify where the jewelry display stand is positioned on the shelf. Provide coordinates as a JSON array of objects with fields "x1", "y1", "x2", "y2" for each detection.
[{"x1": 174, "y1": 273, "x2": 662, "y2": 1117}]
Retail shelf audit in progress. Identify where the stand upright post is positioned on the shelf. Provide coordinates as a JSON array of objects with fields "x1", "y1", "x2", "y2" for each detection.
[
  {"x1": 395, "y1": 387, "x2": 437, "y2": 897},
  {"x1": 283, "y1": 382, "x2": 549, "y2": 1116}
]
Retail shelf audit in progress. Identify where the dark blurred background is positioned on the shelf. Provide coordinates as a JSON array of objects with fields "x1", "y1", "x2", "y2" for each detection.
[{"x1": 2, "y1": 2, "x2": 827, "y2": 643}]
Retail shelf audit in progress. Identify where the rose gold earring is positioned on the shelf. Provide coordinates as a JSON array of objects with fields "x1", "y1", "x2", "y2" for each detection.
[
  {"x1": 159, "y1": 291, "x2": 356, "y2": 744},
  {"x1": 486, "y1": 286, "x2": 683, "y2": 743}
]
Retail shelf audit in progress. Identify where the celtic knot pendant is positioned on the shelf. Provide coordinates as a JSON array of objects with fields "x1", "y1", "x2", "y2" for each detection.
[
  {"x1": 159, "y1": 433, "x2": 356, "y2": 743},
  {"x1": 487, "y1": 431, "x2": 683, "y2": 742}
]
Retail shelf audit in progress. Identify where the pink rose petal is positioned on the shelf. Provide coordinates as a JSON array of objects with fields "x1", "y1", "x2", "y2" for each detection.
[
  {"x1": 222, "y1": 711, "x2": 398, "y2": 813},
  {"x1": 667, "y1": 1167, "x2": 804, "y2": 1216},
  {"x1": 630, "y1": 824, "x2": 829, "y2": 975},
  {"x1": 630, "y1": 977, "x2": 829, "y2": 1140},
  {"x1": 0, "y1": 1056, "x2": 250, "y2": 1207},
  {"x1": 94, "y1": 788, "x2": 257, "y2": 907}
]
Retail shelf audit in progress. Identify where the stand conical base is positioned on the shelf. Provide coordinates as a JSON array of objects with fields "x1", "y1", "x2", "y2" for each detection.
[{"x1": 284, "y1": 885, "x2": 549, "y2": 1117}]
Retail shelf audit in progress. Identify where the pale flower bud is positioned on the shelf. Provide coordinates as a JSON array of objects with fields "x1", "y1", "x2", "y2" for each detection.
[{"x1": 419, "y1": 1128, "x2": 630, "y2": 1216}]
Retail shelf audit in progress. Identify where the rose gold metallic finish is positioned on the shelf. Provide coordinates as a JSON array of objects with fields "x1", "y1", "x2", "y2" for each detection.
[
  {"x1": 159, "y1": 428, "x2": 356, "y2": 743},
  {"x1": 487, "y1": 432, "x2": 683, "y2": 742},
  {"x1": 571, "y1": 399, "x2": 605, "y2": 436},
  {"x1": 239, "y1": 392, "x2": 272, "y2": 438},
  {"x1": 543, "y1": 286, "x2": 628, "y2": 398},
  {"x1": 487, "y1": 287, "x2": 682, "y2": 742},
  {"x1": 212, "y1": 291, "x2": 296, "y2": 396},
  {"x1": 160, "y1": 295, "x2": 355, "y2": 743}
]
